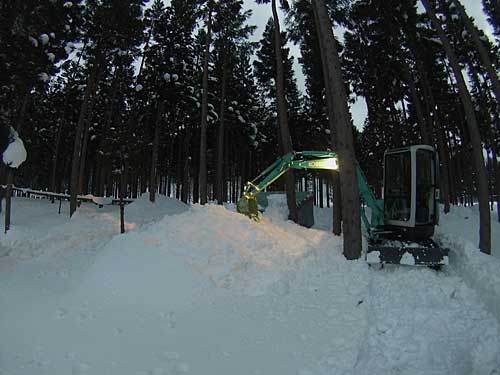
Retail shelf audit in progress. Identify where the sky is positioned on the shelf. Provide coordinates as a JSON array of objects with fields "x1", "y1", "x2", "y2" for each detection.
[{"x1": 242, "y1": 0, "x2": 496, "y2": 130}]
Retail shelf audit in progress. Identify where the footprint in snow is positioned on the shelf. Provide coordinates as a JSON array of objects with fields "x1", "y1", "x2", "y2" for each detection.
[
  {"x1": 159, "y1": 311, "x2": 176, "y2": 329},
  {"x1": 56, "y1": 308, "x2": 68, "y2": 319},
  {"x1": 158, "y1": 351, "x2": 180, "y2": 361},
  {"x1": 77, "y1": 311, "x2": 94, "y2": 323},
  {"x1": 149, "y1": 368, "x2": 167, "y2": 375},
  {"x1": 174, "y1": 362, "x2": 190, "y2": 374},
  {"x1": 65, "y1": 352, "x2": 77, "y2": 360}
]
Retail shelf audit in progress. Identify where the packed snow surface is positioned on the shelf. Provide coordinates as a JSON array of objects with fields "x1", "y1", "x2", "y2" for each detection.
[{"x1": 0, "y1": 196, "x2": 499, "y2": 374}]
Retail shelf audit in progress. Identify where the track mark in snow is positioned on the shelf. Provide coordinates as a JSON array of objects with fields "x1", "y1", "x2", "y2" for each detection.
[{"x1": 354, "y1": 267, "x2": 500, "y2": 375}]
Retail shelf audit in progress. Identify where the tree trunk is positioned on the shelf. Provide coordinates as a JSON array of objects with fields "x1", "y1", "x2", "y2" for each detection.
[
  {"x1": 181, "y1": 129, "x2": 192, "y2": 204},
  {"x1": 492, "y1": 147, "x2": 500, "y2": 222},
  {"x1": 192, "y1": 146, "x2": 200, "y2": 203},
  {"x1": 311, "y1": 1, "x2": 342, "y2": 235},
  {"x1": 198, "y1": 8, "x2": 212, "y2": 205},
  {"x1": 69, "y1": 59, "x2": 100, "y2": 216},
  {"x1": 150, "y1": 100, "x2": 165, "y2": 203},
  {"x1": 119, "y1": 167, "x2": 126, "y2": 234},
  {"x1": 216, "y1": 51, "x2": 228, "y2": 204},
  {"x1": 271, "y1": 0, "x2": 298, "y2": 223},
  {"x1": 77, "y1": 93, "x2": 97, "y2": 195},
  {"x1": 405, "y1": 66, "x2": 431, "y2": 144},
  {"x1": 422, "y1": 0, "x2": 491, "y2": 253},
  {"x1": 96, "y1": 72, "x2": 120, "y2": 197},
  {"x1": 313, "y1": 0, "x2": 362, "y2": 259}
]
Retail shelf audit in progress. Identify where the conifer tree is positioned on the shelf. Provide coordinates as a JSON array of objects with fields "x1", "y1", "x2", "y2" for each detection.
[{"x1": 483, "y1": 0, "x2": 500, "y2": 39}]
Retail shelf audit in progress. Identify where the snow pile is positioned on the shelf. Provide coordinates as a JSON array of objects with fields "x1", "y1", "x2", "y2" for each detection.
[
  {"x1": 39, "y1": 72, "x2": 50, "y2": 82},
  {"x1": 2, "y1": 129, "x2": 27, "y2": 168},
  {"x1": 128, "y1": 202, "x2": 343, "y2": 296},
  {"x1": 366, "y1": 250, "x2": 381, "y2": 263},
  {"x1": 124, "y1": 193, "x2": 188, "y2": 225},
  {"x1": 81, "y1": 194, "x2": 113, "y2": 206},
  {"x1": 400, "y1": 251, "x2": 416, "y2": 265},
  {"x1": 39, "y1": 34, "x2": 49, "y2": 45}
]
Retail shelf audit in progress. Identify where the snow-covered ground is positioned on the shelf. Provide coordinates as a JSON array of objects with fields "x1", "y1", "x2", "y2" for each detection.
[{"x1": 0, "y1": 196, "x2": 499, "y2": 375}]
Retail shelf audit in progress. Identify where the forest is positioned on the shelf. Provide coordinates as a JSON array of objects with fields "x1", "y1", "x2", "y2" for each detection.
[{"x1": 1, "y1": 0, "x2": 499, "y2": 258}]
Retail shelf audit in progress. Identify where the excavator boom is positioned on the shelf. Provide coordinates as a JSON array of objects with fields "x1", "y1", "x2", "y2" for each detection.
[
  {"x1": 237, "y1": 151, "x2": 384, "y2": 233},
  {"x1": 237, "y1": 152, "x2": 339, "y2": 219}
]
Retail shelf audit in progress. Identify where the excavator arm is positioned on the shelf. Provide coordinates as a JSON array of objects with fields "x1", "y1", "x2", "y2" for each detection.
[{"x1": 237, "y1": 151, "x2": 384, "y2": 235}]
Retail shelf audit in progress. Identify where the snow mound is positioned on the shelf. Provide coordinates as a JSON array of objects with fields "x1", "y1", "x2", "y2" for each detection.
[
  {"x1": 122, "y1": 203, "x2": 344, "y2": 296},
  {"x1": 124, "y1": 193, "x2": 188, "y2": 225}
]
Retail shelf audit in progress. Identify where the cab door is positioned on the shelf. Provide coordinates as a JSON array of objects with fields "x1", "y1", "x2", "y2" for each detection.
[
  {"x1": 384, "y1": 150, "x2": 413, "y2": 226},
  {"x1": 415, "y1": 149, "x2": 436, "y2": 225}
]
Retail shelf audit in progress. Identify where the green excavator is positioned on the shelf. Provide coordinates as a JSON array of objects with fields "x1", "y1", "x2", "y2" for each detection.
[{"x1": 237, "y1": 145, "x2": 449, "y2": 267}]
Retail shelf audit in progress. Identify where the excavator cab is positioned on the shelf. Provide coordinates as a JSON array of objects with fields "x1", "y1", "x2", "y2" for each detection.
[
  {"x1": 367, "y1": 145, "x2": 448, "y2": 266},
  {"x1": 383, "y1": 145, "x2": 438, "y2": 239}
]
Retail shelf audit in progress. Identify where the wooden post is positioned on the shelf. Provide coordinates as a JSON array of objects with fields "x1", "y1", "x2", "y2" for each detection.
[
  {"x1": 4, "y1": 170, "x2": 13, "y2": 233},
  {"x1": 120, "y1": 165, "x2": 126, "y2": 234}
]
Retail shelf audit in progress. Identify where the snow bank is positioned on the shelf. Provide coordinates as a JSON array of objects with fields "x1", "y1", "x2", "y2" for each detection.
[
  {"x1": 0, "y1": 194, "x2": 187, "y2": 260},
  {"x1": 354, "y1": 267, "x2": 500, "y2": 375},
  {"x1": 439, "y1": 234, "x2": 500, "y2": 321},
  {"x1": 437, "y1": 205, "x2": 500, "y2": 321}
]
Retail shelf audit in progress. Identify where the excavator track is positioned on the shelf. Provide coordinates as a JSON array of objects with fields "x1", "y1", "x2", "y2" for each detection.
[{"x1": 367, "y1": 237, "x2": 449, "y2": 266}]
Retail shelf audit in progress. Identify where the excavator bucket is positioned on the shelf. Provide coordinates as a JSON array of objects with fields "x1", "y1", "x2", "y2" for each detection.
[
  {"x1": 366, "y1": 238, "x2": 449, "y2": 267},
  {"x1": 237, "y1": 194, "x2": 260, "y2": 220}
]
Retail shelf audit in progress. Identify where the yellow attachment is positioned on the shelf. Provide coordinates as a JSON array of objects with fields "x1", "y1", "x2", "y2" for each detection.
[{"x1": 236, "y1": 192, "x2": 260, "y2": 221}]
